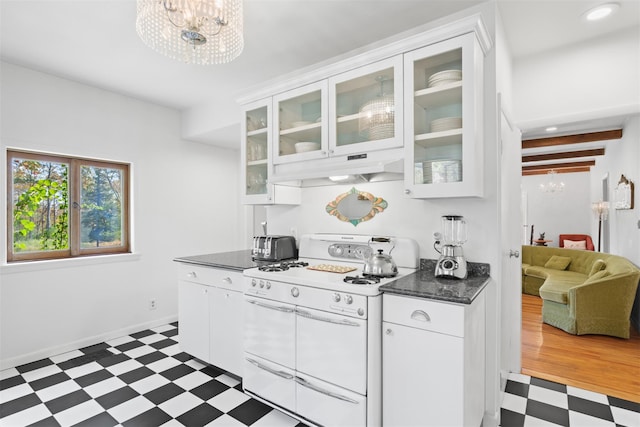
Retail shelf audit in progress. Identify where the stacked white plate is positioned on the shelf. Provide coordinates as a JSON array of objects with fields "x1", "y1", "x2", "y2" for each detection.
[
  {"x1": 422, "y1": 160, "x2": 462, "y2": 184},
  {"x1": 430, "y1": 117, "x2": 462, "y2": 133},
  {"x1": 295, "y1": 142, "x2": 320, "y2": 153},
  {"x1": 427, "y1": 69, "x2": 462, "y2": 88}
]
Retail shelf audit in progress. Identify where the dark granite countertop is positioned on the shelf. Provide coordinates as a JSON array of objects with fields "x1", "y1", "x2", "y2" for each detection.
[
  {"x1": 174, "y1": 250, "x2": 258, "y2": 271},
  {"x1": 380, "y1": 259, "x2": 490, "y2": 304}
]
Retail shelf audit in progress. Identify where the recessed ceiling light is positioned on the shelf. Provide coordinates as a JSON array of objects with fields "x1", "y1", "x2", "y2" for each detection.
[
  {"x1": 583, "y1": 3, "x2": 620, "y2": 21},
  {"x1": 546, "y1": 126, "x2": 558, "y2": 132}
]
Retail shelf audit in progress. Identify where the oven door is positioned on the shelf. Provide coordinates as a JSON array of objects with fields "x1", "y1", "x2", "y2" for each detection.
[
  {"x1": 296, "y1": 373, "x2": 366, "y2": 426},
  {"x1": 244, "y1": 355, "x2": 295, "y2": 413},
  {"x1": 296, "y1": 306, "x2": 367, "y2": 394},
  {"x1": 244, "y1": 296, "x2": 296, "y2": 367}
]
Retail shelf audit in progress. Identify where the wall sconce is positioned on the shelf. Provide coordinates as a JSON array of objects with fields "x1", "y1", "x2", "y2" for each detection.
[{"x1": 614, "y1": 174, "x2": 634, "y2": 209}]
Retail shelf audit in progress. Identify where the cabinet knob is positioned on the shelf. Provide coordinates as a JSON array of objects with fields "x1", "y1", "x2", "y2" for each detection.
[
  {"x1": 404, "y1": 189, "x2": 411, "y2": 195},
  {"x1": 223, "y1": 277, "x2": 232, "y2": 284},
  {"x1": 187, "y1": 272, "x2": 197, "y2": 278},
  {"x1": 385, "y1": 328, "x2": 392, "y2": 335}
]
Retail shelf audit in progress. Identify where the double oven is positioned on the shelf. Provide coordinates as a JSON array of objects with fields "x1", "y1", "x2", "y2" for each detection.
[{"x1": 243, "y1": 234, "x2": 418, "y2": 427}]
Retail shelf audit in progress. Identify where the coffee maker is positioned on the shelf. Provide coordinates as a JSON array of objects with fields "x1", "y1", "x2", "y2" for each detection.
[{"x1": 434, "y1": 215, "x2": 468, "y2": 279}]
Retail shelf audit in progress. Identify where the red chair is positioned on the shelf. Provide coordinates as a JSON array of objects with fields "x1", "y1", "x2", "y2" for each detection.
[{"x1": 559, "y1": 234, "x2": 595, "y2": 251}]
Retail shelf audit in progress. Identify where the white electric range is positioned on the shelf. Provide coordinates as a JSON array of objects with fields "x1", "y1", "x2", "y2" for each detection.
[{"x1": 242, "y1": 233, "x2": 419, "y2": 427}]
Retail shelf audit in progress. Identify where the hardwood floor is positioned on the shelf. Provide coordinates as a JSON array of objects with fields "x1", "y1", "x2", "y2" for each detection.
[{"x1": 521, "y1": 293, "x2": 640, "y2": 403}]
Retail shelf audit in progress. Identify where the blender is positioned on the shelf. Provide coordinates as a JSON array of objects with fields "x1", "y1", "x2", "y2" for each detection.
[{"x1": 434, "y1": 215, "x2": 468, "y2": 279}]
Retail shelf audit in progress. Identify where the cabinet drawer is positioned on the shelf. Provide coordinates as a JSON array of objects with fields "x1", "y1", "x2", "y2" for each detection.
[
  {"x1": 177, "y1": 264, "x2": 243, "y2": 291},
  {"x1": 383, "y1": 294, "x2": 464, "y2": 337}
]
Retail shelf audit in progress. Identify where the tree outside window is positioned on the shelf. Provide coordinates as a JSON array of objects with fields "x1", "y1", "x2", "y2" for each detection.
[{"x1": 7, "y1": 150, "x2": 130, "y2": 262}]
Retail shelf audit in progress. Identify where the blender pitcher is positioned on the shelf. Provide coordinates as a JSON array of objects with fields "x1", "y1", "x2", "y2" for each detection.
[{"x1": 435, "y1": 215, "x2": 468, "y2": 279}]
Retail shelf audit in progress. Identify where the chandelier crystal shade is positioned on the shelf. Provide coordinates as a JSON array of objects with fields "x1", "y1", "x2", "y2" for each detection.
[
  {"x1": 539, "y1": 170, "x2": 565, "y2": 193},
  {"x1": 359, "y1": 76, "x2": 395, "y2": 141},
  {"x1": 136, "y1": 0, "x2": 244, "y2": 65}
]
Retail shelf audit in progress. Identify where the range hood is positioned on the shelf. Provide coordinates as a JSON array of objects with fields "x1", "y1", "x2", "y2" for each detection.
[{"x1": 269, "y1": 150, "x2": 405, "y2": 187}]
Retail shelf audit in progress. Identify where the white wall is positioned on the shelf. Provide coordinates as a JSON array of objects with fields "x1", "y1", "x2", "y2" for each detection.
[
  {"x1": 0, "y1": 62, "x2": 244, "y2": 368},
  {"x1": 513, "y1": 26, "x2": 640, "y2": 126},
  {"x1": 590, "y1": 114, "x2": 640, "y2": 265},
  {"x1": 522, "y1": 172, "x2": 592, "y2": 247}
]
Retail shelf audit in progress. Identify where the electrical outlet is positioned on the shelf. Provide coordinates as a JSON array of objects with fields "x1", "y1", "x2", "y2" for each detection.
[{"x1": 149, "y1": 299, "x2": 157, "y2": 310}]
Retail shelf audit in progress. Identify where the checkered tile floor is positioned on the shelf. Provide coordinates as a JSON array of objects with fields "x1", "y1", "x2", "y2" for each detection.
[
  {"x1": 2, "y1": 323, "x2": 638, "y2": 426},
  {"x1": 0, "y1": 323, "x2": 306, "y2": 427},
  {"x1": 501, "y1": 373, "x2": 640, "y2": 427}
]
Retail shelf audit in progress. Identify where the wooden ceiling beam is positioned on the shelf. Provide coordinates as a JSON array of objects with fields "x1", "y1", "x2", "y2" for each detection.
[
  {"x1": 522, "y1": 148, "x2": 605, "y2": 163},
  {"x1": 523, "y1": 166, "x2": 592, "y2": 176},
  {"x1": 522, "y1": 129, "x2": 622, "y2": 149},
  {"x1": 522, "y1": 160, "x2": 595, "y2": 172}
]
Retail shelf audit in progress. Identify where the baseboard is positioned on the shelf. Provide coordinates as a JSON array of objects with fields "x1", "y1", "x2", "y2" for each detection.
[{"x1": 0, "y1": 315, "x2": 178, "y2": 370}]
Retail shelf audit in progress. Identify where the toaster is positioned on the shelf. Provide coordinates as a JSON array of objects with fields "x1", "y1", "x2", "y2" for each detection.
[{"x1": 252, "y1": 235, "x2": 297, "y2": 261}]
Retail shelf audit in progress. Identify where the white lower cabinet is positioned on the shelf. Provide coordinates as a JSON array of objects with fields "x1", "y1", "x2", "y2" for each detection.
[
  {"x1": 382, "y1": 292, "x2": 486, "y2": 427},
  {"x1": 177, "y1": 264, "x2": 244, "y2": 377}
]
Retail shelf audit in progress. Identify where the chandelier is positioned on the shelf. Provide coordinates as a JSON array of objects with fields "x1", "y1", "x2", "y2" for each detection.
[
  {"x1": 359, "y1": 76, "x2": 395, "y2": 141},
  {"x1": 539, "y1": 170, "x2": 565, "y2": 193},
  {"x1": 136, "y1": 0, "x2": 244, "y2": 65}
]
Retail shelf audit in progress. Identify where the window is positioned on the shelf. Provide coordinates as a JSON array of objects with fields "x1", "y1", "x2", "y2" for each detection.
[{"x1": 7, "y1": 150, "x2": 130, "y2": 262}]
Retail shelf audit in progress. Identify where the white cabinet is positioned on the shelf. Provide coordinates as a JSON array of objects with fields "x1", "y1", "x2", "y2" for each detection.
[
  {"x1": 382, "y1": 292, "x2": 486, "y2": 427},
  {"x1": 178, "y1": 280, "x2": 210, "y2": 362},
  {"x1": 241, "y1": 99, "x2": 300, "y2": 205},
  {"x1": 328, "y1": 56, "x2": 403, "y2": 157},
  {"x1": 177, "y1": 264, "x2": 244, "y2": 377},
  {"x1": 273, "y1": 81, "x2": 328, "y2": 165},
  {"x1": 404, "y1": 32, "x2": 484, "y2": 198},
  {"x1": 247, "y1": 57, "x2": 404, "y2": 183}
]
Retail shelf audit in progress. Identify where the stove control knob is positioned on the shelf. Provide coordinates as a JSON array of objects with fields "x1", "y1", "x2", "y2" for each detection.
[
  {"x1": 332, "y1": 293, "x2": 341, "y2": 302},
  {"x1": 291, "y1": 287, "x2": 300, "y2": 298},
  {"x1": 266, "y1": 281, "x2": 271, "y2": 290},
  {"x1": 259, "y1": 280, "x2": 265, "y2": 288},
  {"x1": 251, "y1": 279, "x2": 257, "y2": 287},
  {"x1": 358, "y1": 308, "x2": 365, "y2": 316},
  {"x1": 344, "y1": 295, "x2": 353, "y2": 305}
]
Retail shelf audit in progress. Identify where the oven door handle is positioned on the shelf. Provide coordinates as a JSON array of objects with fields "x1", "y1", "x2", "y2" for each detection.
[
  {"x1": 246, "y1": 358, "x2": 294, "y2": 380},
  {"x1": 246, "y1": 299, "x2": 295, "y2": 313},
  {"x1": 295, "y1": 377, "x2": 359, "y2": 404},
  {"x1": 296, "y1": 309, "x2": 361, "y2": 327}
]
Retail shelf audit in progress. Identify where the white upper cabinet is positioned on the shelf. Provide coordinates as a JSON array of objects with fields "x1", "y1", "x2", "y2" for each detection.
[
  {"x1": 328, "y1": 56, "x2": 403, "y2": 157},
  {"x1": 241, "y1": 99, "x2": 300, "y2": 205},
  {"x1": 404, "y1": 32, "x2": 484, "y2": 198},
  {"x1": 273, "y1": 81, "x2": 329, "y2": 165}
]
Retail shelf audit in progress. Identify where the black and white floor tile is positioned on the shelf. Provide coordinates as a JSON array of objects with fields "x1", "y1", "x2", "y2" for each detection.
[
  {"x1": 501, "y1": 372, "x2": 640, "y2": 427},
  {"x1": 1, "y1": 323, "x2": 638, "y2": 426}
]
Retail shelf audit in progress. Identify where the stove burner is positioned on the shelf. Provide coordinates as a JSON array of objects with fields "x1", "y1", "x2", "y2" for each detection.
[
  {"x1": 258, "y1": 260, "x2": 309, "y2": 272},
  {"x1": 343, "y1": 275, "x2": 381, "y2": 285},
  {"x1": 285, "y1": 261, "x2": 309, "y2": 268}
]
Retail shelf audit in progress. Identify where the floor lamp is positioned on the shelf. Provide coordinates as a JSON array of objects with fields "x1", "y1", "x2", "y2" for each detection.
[{"x1": 591, "y1": 201, "x2": 610, "y2": 252}]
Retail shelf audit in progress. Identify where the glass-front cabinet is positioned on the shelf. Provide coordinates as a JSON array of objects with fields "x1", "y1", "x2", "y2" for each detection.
[
  {"x1": 241, "y1": 99, "x2": 300, "y2": 205},
  {"x1": 241, "y1": 100, "x2": 270, "y2": 203},
  {"x1": 273, "y1": 81, "x2": 328, "y2": 165},
  {"x1": 329, "y1": 56, "x2": 403, "y2": 156},
  {"x1": 403, "y1": 32, "x2": 483, "y2": 198}
]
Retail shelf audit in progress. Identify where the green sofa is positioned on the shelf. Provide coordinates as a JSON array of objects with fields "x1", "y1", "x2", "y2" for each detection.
[{"x1": 521, "y1": 245, "x2": 640, "y2": 339}]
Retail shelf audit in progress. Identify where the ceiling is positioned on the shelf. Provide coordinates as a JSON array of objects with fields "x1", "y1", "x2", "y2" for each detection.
[{"x1": 1, "y1": 0, "x2": 639, "y2": 156}]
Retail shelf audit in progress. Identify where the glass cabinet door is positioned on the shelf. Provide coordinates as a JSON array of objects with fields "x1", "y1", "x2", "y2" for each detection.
[
  {"x1": 273, "y1": 81, "x2": 328, "y2": 165},
  {"x1": 404, "y1": 32, "x2": 483, "y2": 198},
  {"x1": 241, "y1": 100, "x2": 271, "y2": 204},
  {"x1": 329, "y1": 55, "x2": 403, "y2": 156}
]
